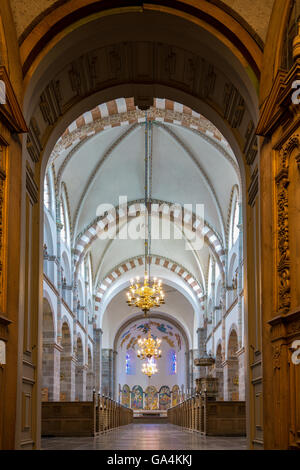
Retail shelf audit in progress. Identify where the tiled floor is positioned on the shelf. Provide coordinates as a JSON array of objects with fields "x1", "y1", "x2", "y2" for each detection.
[{"x1": 42, "y1": 423, "x2": 247, "y2": 450}]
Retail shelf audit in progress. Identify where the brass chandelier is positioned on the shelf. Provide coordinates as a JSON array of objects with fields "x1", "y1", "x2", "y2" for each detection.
[
  {"x1": 126, "y1": 274, "x2": 165, "y2": 315},
  {"x1": 126, "y1": 112, "x2": 166, "y2": 316},
  {"x1": 137, "y1": 328, "x2": 162, "y2": 360},
  {"x1": 142, "y1": 357, "x2": 158, "y2": 378}
]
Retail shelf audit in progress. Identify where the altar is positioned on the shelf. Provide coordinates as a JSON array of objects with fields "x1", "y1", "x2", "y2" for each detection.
[{"x1": 133, "y1": 409, "x2": 168, "y2": 423}]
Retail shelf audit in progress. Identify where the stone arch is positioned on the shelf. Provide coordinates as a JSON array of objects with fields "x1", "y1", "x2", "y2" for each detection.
[
  {"x1": 51, "y1": 106, "x2": 239, "y2": 241},
  {"x1": 74, "y1": 200, "x2": 225, "y2": 281},
  {"x1": 113, "y1": 312, "x2": 190, "y2": 353},
  {"x1": 17, "y1": 4, "x2": 263, "y2": 448},
  {"x1": 95, "y1": 254, "x2": 205, "y2": 313}
]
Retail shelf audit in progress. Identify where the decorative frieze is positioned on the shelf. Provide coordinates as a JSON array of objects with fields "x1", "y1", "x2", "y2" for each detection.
[{"x1": 28, "y1": 42, "x2": 254, "y2": 164}]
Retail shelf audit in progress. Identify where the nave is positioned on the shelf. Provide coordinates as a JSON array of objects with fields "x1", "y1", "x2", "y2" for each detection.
[
  {"x1": 1, "y1": 0, "x2": 300, "y2": 451},
  {"x1": 42, "y1": 424, "x2": 247, "y2": 451}
]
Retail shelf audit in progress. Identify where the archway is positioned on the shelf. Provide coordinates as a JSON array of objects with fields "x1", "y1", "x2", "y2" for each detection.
[
  {"x1": 17, "y1": 5, "x2": 262, "y2": 449},
  {"x1": 113, "y1": 313, "x2": 189, "y2": 406}
]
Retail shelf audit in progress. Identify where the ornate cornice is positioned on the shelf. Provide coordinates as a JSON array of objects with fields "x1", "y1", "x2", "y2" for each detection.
[
  {"x1": 0, "y1": 66, "x2": 28, "y2": 134},
  {"x1": 256, "y1": 60, "x2": 300, "y2": 137}
]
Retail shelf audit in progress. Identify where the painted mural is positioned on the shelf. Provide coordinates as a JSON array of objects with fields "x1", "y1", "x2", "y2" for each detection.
[
  {"x1": 172, "y1": 385, "x2": 180, "y2": 406},
  {"x1": 145, "y1": 386, "x2": 158, "y2": 410},
  {"x1": 122, "y1": 384, "x2": 130, "y2": 408},
  {"x1": 131, "y1": 385, "x2": 143, "y2": 409},
  {"x1": 159, "y1": 385, "x2": 171, "y2": 410},
  {"x1": 119, "y1": 319, "x2": 182, "y2": 352}
]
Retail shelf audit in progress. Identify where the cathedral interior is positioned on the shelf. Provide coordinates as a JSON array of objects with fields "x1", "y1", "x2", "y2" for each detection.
[{"x1": 0, "y1": 0, "x2": 300, "y2": 451}]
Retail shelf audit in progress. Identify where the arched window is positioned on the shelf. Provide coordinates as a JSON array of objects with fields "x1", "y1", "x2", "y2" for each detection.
[
  {"x1": 228, "y1": 188, "x2": 240, "y2": 250},
  {"x1": 126, "y1": 349, "x2": 136, "y2": 375},
  {"x1": 44, "y1": 174, "x2": 51, "y2": 210},
  {"x1": 59, "y1": 185, "x2": 71, "y2": 246},
  {"x1": 232, "y1": 200, "x2": 239, "y2": 246},
  {"x1": 168, "y1": 349, "x2": 177, "y2": 375},
  {"x1": 60, "y1": 201, "x2": 66, "y2": 242}
]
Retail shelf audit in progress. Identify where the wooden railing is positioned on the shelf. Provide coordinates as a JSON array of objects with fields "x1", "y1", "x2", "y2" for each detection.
[
  {"x1": 42, "y1": 392, "x2": 133, "y2": 437},
  {"x1": 167, "y1": 394, "x2": 246, "y2": 436}
]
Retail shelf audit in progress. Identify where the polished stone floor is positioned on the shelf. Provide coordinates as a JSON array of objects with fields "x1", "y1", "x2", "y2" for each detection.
[{"x1": 42, "y1": 423, "x2": 247, "y2": 450}]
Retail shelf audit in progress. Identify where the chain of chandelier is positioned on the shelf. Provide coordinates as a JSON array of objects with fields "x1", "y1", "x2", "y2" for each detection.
[{"x1": 125, "y1": 112, "x2": 166, "y2": 377}]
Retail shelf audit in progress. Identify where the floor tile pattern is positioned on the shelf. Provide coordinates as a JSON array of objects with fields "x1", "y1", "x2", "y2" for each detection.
[{"x1": 42, "y1": 423, "x2": 247, "y2": 450}]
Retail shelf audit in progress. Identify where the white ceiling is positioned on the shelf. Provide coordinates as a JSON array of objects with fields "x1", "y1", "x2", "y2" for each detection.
[{"x1": 48, "y1": 104, "x2": 240, "y2": 333}]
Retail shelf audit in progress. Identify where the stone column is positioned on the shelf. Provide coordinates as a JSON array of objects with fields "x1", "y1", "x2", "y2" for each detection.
[
  {"x1": 93, "y1": 328, "x2": 103, "y2": 393},
  {"x1": 237, "y1": 202, "x2": 243, "y2": 349},
  {"x1": 42, "y1": 342, "x2": 62, "y2": 401},
  {"x1": 101, "y1": 348, "x2": 114, "y2": 397},
  {"x1": 86, "y1": 369, "x2": 94, "y2": 401},
  {"x1": 237, "y1": 348, "x2": 245, "y2": 400},
  {"x1": 60, "y1": 355, "x2": 76, "y2": 401},
  {"x1": 223, "y1": 359, "x2": 239, "y2": 401},
  {"x1": 211, "y1": 259, "x2": 216, "y2": 353},
  {"x1": 113, "y1": 350, "x2": 118, "y2": 400},
  {"x1": 55, "y1": 198, "x2": 63, "y2": 344},
  {"x1": 196, "y1": 327, "x2": 207, "y2": 378},
  {"x1": 75, "y1": 364, "x2": 87, "y2": 401}
]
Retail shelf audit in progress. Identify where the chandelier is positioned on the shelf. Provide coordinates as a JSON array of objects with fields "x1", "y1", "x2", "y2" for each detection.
[
  {"x1": 137, "y1": 328, "x2": 162, "y2": 360},
  {"x1": 142, "y1": 357, "x2": 158, "y2": 377},
  {"x1": 125, "y1": 111, "x2": 166, "y2": 316},
  {"x1": 126, "y1": 274, "x2": 165, "y2": 315}
]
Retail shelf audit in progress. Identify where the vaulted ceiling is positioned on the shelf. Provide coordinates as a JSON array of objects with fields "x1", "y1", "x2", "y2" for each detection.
[{"x1": 47, "y1": 98, "x2": 240, "y2": 310}]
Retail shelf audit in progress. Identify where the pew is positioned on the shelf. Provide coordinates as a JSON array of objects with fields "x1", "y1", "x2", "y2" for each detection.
[
  {"x1": 42, "y1": 392, "x2": 133, "y2": 437},
  {"x1": 168, "y1": 393, "x2": 246, "y2": 436}
]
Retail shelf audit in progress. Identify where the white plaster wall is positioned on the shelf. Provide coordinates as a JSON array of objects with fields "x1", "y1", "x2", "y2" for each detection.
[{"x1": 116, "y1": 318, "x2": 186, "y2": 391}]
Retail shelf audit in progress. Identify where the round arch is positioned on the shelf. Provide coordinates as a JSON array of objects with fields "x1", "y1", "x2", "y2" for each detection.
[
  {"x1": 17, "y1": 3, "x2": 262, "y2": 447},
  {"x1": 74, "y1": 200, "x2": 226, "y2": 281}
]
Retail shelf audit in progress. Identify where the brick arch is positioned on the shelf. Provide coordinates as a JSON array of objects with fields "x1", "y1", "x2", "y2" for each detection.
[
  {"x1": 74, "y1": 199, "x2": 226, "y2": 280},
  {"x1": 94, "y1": 254, "x2": 206, "y2": 313},
  {"x1": 53, "y1": 97, "x2": 228, "y2": 158},
  {"x1": 53, "y1": 111, "x2": 238, "y2": 242}
]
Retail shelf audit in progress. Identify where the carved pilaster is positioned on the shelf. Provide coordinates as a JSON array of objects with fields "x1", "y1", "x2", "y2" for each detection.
[{"x1": 275, "y1": 135, "x2": 300, "y2": 314}]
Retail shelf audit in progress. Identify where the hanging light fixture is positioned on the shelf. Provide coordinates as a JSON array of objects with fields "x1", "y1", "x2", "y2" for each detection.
[
  {"x1": 137, "y1": 328, "x2": 162, "y2": 360},
  {"x1": 142, "y1": 357, "x2": 158, "y2": 377},
  {"x1": 126, "y1": 275, "x2": 165, "y2": 315},
  {"x1": 126, "y1": 112, "x2": 166, "y2": 316}
]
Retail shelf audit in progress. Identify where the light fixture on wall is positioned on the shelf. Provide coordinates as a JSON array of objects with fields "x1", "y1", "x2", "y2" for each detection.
[
  {"x1": 137, "y1": 328, "x2": 162, "y2": 360},
  {"x1": 126, "y1": 112, "x2": 165, "y2": 316},
  {"x1": 142, "y1": 357, "x2": 158, "y2": 377}
]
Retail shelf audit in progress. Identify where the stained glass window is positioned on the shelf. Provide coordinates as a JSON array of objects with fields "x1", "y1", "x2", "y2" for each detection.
[
  {"x1": 168, "y1": 349, "x2": 177, "y2": 375},
  {"x1": 126, "y1": 349, "x2": 136, "y2": 375}
]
